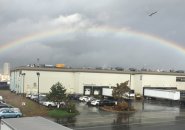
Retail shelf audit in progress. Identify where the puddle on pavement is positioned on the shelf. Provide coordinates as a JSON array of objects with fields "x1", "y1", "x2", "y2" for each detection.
[{"x1": 53, "y1": 100, "x2": 185, "y2": 129}]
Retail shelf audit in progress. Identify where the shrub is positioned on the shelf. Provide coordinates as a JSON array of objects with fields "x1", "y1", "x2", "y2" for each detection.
[
  {"x1": 114, "y1": 102, "x2": 128, "y2": 111},
  {"x1": 66, "y1": 102, "x2": 77, "y2": 113}
]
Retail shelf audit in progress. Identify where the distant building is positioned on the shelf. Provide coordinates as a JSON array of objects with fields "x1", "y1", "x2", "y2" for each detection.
[
  {"x1": 3, "y1": 62, "x2": 10, "y2": 75},
  {"x1": 10, "y1": 66, "x2": 185, "y2": 95},
  {"x1": 0, "y1": 63, "x2": 10, "y2": 82}
]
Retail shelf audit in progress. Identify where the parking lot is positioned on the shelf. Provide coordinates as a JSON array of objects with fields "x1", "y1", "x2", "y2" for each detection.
[
  {"x1": 1, "y1": 90, "x2": 185, "y2": 130},
  {"x1": 55, "y1": 100, "x2": 185, "y2": 130},
  {"x1": 0, "y1": 90, "x2": 49, "y2": 116}
]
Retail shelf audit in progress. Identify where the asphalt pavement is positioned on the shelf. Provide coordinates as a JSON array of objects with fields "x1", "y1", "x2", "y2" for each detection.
[{"x1": 54, "y1": 100, "x2": 185, "y2": 130}]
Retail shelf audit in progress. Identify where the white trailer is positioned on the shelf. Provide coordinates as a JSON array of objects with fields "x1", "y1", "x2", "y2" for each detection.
[
  {"x1": 102, "y1": 88, "x2": 113, "y2": 97},
  {"x1": 143, "y1": 88, "x2": 185, "y2": 101},
  {"x1": 102, "y1": 88, "x2": 135, "y2": 99},
  {"x1": 144, "y1": 89, "x2": 180, "y2": 100}
]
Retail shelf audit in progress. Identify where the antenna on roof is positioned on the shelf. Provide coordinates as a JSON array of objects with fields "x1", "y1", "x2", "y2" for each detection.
[{"x1": 37, "y1": 58, "x2": 40, "y2": 67}]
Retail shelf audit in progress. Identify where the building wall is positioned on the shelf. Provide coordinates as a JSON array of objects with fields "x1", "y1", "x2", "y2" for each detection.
[
  {"x1": 10, "y1": 70, "x2": 76, "y2": 94},
  {"x1": 77, "y1": 72, "x2": 130, "y2": 94},
  {"x1": 10, "y1": 70, "x2": 131, "y2": 94},
  {"x1": 132, "y1": 74, "x2": 143, "y2": 94},
  {"x1": 3, "y1": 62, "x2": 10, "y2": 75},
  {"x1": 141, "y1": 74, "x2": 185, "y2": 93},
  {"x1": 10, "y1": 69, "x2": 185, "y2": 95}
]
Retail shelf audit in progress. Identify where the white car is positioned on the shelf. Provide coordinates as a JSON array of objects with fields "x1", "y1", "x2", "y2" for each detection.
[
  {"x1": 79, "y1": 96, "x2": 89, "y2": 102},
  {"x1": 123, "y1": 92, "x2": 135, "y2": 99},
  {"x1": 30, "y1": 94, "x2": 46, "y2": 100},
  {"x1": 91, "y1": 99, "x2": 100, "y2": 106},
  {"x1": 42, "y1": 101, "x2": 65, "y2": 108},
  {"x1": 86, "y1": 97, "x2": 95, "y2": 102},
  {"x1": 42, "y1": 101, "x2": 57, "y2": 107},
  {"x1": 26, "y1": 94, "x2": 32, "y2": 98}
]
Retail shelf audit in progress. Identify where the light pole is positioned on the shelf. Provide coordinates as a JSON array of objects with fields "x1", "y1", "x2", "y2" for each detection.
[
  {"x1": 22, "y1": 73, "x2": 26, "y2": 96},
  {"x1": 129, "y1": 73, "x2": 132, "y2": 109},
  {"x1": 36, "y1": 72, "x2": 40, "y2": 102}
]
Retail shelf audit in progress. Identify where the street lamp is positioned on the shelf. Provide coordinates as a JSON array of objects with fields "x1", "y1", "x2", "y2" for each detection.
[
  {"x1": 36, "y1": 72, "x2": 40, "y2": 102},
  {"x1": 22, "y1": 73, "x2": 26, "y2": 96},
  {"x1": 129, "y1": 73, "x2": 132, "y2": 109}
]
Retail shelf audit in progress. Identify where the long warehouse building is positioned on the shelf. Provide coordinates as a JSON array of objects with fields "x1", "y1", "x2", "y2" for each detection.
[{"x1": 10, "y1": 66, "x2": 185, "y2": 95}]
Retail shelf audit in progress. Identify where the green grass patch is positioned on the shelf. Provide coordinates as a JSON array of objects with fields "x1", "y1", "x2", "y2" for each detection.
[{"x1": 48, "y1": 109, "x2": 78, "y2": 118}]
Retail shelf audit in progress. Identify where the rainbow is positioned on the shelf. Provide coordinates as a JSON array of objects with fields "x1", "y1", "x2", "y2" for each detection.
[{"x1": 0, "y1": 26, "x2": 184, "y2": 54}]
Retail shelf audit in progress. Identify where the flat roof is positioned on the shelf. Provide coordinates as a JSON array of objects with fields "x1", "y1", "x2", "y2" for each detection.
[
  {"x1": 1, "y1": 116, "x2": 72, "y2": 130},
  {"x1": 11, "y1": 66, "x2": 185, "y2": 76}
]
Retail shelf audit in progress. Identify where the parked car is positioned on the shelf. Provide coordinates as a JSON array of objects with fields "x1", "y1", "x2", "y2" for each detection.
[
  {"x1": 79, "y1": 96, "x2": 89, "y2": 102},
  {"x1": 91, "y1": 99, "x2": 100, "y2": 106},
  {"x1": 30, "y1": 94, "x2": 46, "y2": 100},
  {"x1": 68, "y1": 94, "x2": 82, "y2": 100},
  {"x1": 0, "y1": 100, "x2": 5, "y2": 104},
  {"x1": 0, "y1": 108, "x2": 21, "y2": 113},
  {"x1": 0, "y1": 103, "x2": 12, "y2": 109},
  {"x1": 42, "y1": 101, "x2": 57, "y2": 107},
  {"x1": 123, "y1": 90, "x2": 135, "y2": 99},
  {"x1": 34, "y1": 95, "x2": 47, "y2": 102},
  {"x1": 86, "y1": 98, "x2": 96, "y2": 106},
  {"x1": 10, "y1": 108, "x2": 21, "y2": 113},
  {"x1": 26, "y1": 93, "x2": 32, "y2": 98},
  {"x1": 0, "y1": 96, "x2": 3, "y2": 101},
  {"x1": 42, "y1": 101, "x2": 65, "y2": 108},
  {"x1": 30, "y1": 94, "x2": 38, "y2": 100},
  {"x1": 99, "y1": 99, "x2": 116, "y2": 106},
  {"x1": 86, "y1": 97, "x2": 95, "y2": 102},
  {"x1": 0, "y1": 109, "x2": 22, "y2": 118}
]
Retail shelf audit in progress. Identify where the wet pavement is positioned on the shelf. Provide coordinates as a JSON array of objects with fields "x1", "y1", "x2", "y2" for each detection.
[{"x1": 54, "y1": 100, "x2": 185, "y2": 130}]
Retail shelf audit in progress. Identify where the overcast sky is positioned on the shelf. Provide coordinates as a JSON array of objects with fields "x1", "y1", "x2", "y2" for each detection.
[{"x1": 1, "y1": 0, "x2": 185, "y2": 72}]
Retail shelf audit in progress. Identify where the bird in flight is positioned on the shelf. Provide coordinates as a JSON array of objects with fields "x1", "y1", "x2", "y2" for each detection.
[{"x1": 149, "y1": 11, "x2": 157, "y2": 16}]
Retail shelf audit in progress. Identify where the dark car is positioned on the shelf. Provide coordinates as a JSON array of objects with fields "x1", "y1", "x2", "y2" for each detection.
[
  {"x1": 68, "y1": 94, "x2": 82, "y2": 100},
  {"x1": 99, "y1": 99, "x2": 116, "y2": 106},
  {"x1": 0, "y1": 103, "x2": 12, "y2": 109}
]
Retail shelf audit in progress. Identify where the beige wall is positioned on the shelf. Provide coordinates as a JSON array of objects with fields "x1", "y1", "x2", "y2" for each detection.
[
  {"x1": 142, "y1": 74, "x2": 177, "y2": 88},
  {"x1": 141, "y1": 74, "x2": 185, "y2": 94},
  {"x1": 11, "y1": 70, "x2": 76, "y2": 94},
  {"x1": 132, "y1": 74, "x2": 143, "y2": 94},
  {"x1": 77, "y1": 73, "x2": 130, "y2": 94},
  {"x1": 10, "y1": 70, "x2": 185, "y2": 95}
]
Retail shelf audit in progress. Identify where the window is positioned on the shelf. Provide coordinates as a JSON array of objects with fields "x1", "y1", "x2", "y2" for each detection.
[{"x1": 176, "y1": 77, "x2": 185, "y2": 82}]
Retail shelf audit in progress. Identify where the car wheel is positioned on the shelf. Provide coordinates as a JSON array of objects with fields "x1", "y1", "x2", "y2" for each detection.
[
  {"x1": 1, "y1": 116, "x2": 4, "y2": 119},
  {"x1": 16, "y1": 115, "x2": 20, "y2": 118}
]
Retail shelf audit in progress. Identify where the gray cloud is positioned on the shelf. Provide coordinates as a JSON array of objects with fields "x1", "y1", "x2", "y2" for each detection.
[{"x1": 0, "y1": 0, "x2": 185, "y2": 71}]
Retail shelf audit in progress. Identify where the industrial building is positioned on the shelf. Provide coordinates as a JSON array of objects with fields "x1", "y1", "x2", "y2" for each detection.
[
  {"x1": 10, "y1": 66, "x2": 185, "y2": 95},
  {"x1": 3, "y1": 62, "x2": 10, "y2": 75}
]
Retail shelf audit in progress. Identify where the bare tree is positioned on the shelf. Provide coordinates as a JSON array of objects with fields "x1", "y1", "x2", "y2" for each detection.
[{"x1": 112, "y1": 81, "x2": 130, "y2": 101}]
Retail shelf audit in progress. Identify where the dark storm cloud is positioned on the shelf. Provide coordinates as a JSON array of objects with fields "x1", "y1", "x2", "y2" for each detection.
[{"x1": 0, "y1": 0, "x2": 185, "y2": 71}]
